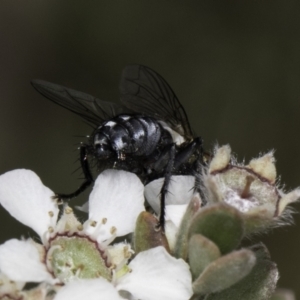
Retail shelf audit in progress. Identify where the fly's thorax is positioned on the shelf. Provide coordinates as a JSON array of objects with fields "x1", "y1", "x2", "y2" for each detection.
[{"x1": 158, "y1": 121, "x2": 186, "y2": 145}]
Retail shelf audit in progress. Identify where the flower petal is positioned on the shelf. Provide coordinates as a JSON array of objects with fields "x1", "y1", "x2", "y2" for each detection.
[
  {"x1": 86, "y1": 170, "x2": 145, "y2": 242},
  {"x1": 0, "y1": 169, "x2": 58, "y2": 239},
  {"x1": 165, "y1": 204, "x2": 188, "y2": 227},
  {"x1": 117, "y1": 246, "x2": 193, "y2": 300},
  {"x1": 0, "y1": 239, "x2": 55, "y2": 283},
  {"x1": 164, "y1": 220, "x2": 178, "y2": 251},
  {"x1": 164, "y1": 205, "x2": 188, "y2": 251},
  {"x1": 145, "y1": 175, "x2": 195, "y2": 214},
  {"x1": 54, "y1": 278, "x2": 123, "y2": 300}
]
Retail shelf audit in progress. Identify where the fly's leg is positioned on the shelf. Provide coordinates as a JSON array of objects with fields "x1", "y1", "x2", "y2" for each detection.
[
  {"x1": 156, "y1": 138, "x2": 204, "y2": 231},
  {"x1": 192, "y1": 138, "x2": 207, "y2": 205},
  {"x1": 157, "y1": 144, "x2": 176, "y2": 231},
  {"x1": 54, "y1": 145, "x2": 94, "y2": 201},
  {"x1": 174, "y1": 137, "x2": 206, "y2": 202}
]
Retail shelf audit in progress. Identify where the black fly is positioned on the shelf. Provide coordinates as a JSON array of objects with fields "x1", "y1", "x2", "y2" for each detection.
[{"x1": 31, "y1": 65, "x2": 204, "y2": 230}]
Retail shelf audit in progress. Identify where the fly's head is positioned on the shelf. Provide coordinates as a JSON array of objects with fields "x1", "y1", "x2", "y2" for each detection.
[{"x1": 92, "y1": 132, "x2": 114, "y2": 159}]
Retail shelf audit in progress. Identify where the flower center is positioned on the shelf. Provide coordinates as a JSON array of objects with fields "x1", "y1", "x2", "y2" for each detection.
[
  {"x1": 46, "y1": 235, "x2": 112, "y2": 283},
  {"x1": 217, "y1": 167, "x2": 279, "y2": 213}
]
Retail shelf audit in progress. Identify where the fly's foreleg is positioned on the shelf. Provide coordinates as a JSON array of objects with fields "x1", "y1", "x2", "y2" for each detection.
[{"x1": 55, "y1": 145, "x2": 94, "y2": 201}]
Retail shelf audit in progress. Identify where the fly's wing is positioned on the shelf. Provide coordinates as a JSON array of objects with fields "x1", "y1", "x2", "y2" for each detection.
[
  {"x1": 31, "y1": 80, "x2": 124, "y2": 126},
  {"x1": 119, "y1": 64, "x2": 194, "y2": 139}
]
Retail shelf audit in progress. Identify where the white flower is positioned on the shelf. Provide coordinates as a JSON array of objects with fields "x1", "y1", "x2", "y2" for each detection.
[
  {"x1": 0, "y1": 169, "x2": 145, "y2": 284},
  {"x1": 0, "y1": 169, "x2": 193, "y2": 300}
]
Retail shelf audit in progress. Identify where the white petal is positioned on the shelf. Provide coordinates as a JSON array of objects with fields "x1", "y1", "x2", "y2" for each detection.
[
  {"x1": 163, "y1": 205, "x2": 188, "y2": 251},
  {"x1": 164, "y1": 220, "x2": 178, "y2": 251},
  {"x1": 86, "y1": 170, "x2": 145, "y2": 242},
  {"x1": 0, "y1": 239, "x2": 55, "y2": 283},
  {"x1": 165, "y1": 204, "x2": 188, "y2": 227},
  {"x1": 145, "y1": 175, "x2": 195, "y2": 213},
  {"x1": 54, "y1": 278, "x2": 123, "y2": 300},
  {"x1": 117, "y1": 246, "x2": 193, "y2": 300},
  {"x1": 0, "y1": 169, "x2": 58, "y2": 238}
]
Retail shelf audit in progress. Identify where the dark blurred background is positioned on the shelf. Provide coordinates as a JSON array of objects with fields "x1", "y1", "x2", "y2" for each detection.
[{"x1": 0, "y1": 0, "x2": 300, "y2": 295}]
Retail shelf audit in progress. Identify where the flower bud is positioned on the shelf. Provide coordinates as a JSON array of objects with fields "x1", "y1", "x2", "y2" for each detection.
[{"x1": 205, "y1": 145, "x2": 300, "y2": 234}]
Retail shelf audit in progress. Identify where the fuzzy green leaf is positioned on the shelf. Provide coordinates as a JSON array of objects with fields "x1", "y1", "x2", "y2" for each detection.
[
  {"x1": 193, "y1": 249, "x2": 256, "y2": 295},
  {"x1": 188, "y1": 234, "x2": 221, "y2": 279},
  {"x1": 173, "y1": 195, "x2": 201, "y2": 259},
  {"x1": 188, "y1": 203, "x2": 244, "y2": 254},
  {"x1": 205, "y1": 243, "x2": 278, "y2": 300}
]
